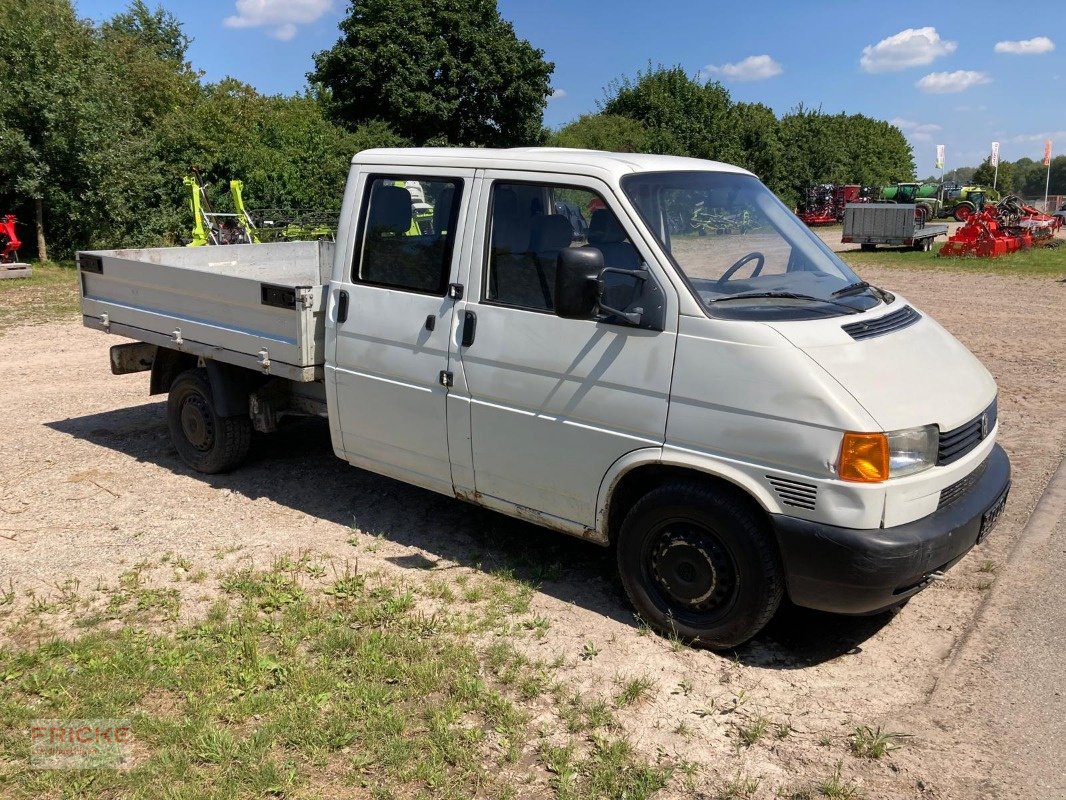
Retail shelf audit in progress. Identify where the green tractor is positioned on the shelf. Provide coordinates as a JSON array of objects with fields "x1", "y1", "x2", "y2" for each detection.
[
  {"x1": 941, "y1": 186, "x2": 1001, "y2": 222},
  {"x1": 880, "y1": 182, "x2": 942, "y2": 223}
]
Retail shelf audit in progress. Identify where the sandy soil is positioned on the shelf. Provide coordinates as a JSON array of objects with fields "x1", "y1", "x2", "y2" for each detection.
[{"x1": 1, "y1": 264, "x2": 1064, "y2": 797}]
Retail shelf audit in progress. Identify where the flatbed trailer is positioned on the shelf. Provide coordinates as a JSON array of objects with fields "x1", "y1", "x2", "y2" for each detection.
[
  {"x1": 842, "y1": 203, "x2": 948, "y2": 251},
  {"x1": 78, "y1": 240, "x2": 332, "y2": 383}
]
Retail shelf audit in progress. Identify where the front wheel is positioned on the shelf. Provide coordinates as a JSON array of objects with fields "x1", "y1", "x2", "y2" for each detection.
[
  {"x1": 616, "y1": 481, "x2": 784, "y2": 650},
  {"x1": 167, "y1": 368, "x2": 251, "y2": 473}
]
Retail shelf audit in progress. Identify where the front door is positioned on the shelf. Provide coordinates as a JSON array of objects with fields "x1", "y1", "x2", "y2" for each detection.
[
  {"x1": 456, "y1": 172, "x2": 678, "y2": 528},
  {"x1": 327, "y1": 168, "x2": 472, "y2": 496}
]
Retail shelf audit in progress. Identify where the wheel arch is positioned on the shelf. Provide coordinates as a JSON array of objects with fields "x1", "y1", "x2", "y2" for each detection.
[{"x1": 596, "y1": 450, "x2": 782, "y2": 543}]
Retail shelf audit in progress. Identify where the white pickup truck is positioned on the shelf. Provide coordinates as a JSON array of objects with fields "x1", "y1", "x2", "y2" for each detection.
[{"x1": 78, "y1": 148, "x2": 1011, "y2": 648}]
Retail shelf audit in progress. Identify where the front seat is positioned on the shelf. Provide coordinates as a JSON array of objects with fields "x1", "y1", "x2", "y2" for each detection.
[
  {"x1": 587, "y1": 208, "x2": 640, "y2": 269},
  {"x1": 527, "y1": 214, "x2": 574, "y2": 309}
]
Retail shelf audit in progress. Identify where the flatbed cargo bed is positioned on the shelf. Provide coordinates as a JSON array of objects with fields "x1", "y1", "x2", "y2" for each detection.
[
  {"x1": 79, "y1": 241, "x2": 333, "y2": 382},
  {"x1": 841, "y1": 203, "x2": 948, "y2": 250}
]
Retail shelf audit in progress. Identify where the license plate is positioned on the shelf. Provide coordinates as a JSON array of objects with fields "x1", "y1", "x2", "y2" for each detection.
[{"x1": 978, "y1": 485, "x2": 1009, "y2": 543}]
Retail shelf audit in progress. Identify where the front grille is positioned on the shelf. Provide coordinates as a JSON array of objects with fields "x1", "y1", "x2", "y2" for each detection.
[
  {"x1": 937, "y1": 456, "x2": 989, "y2": 510},
  {"x1": 841, "y1": 305, "x2": 921, "y2": 341},
  {"x1": 767, "y1": 475, "x2": 817, "y2": 510},
  {"x1": 938, "y1": 398, "x2": 997, "y2": 466}
]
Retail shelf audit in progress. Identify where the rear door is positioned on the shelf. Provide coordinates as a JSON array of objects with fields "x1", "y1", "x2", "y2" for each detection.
[
  {"x1": 326, "y1": 167, "x2": 472, "y2": 496},
  {"x1": 455, "y1": 171, "x2": 678, "y2": 529}
]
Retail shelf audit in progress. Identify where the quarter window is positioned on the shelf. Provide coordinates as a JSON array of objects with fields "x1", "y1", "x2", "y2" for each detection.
[{"x1": 354, "y1": 177, "x2": 462, "y2": 294}]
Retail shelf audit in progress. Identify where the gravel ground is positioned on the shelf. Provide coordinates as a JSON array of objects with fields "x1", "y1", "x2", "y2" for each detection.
[{"x1": 1, "y1": 264, "x2": 1064, "y2": 797}]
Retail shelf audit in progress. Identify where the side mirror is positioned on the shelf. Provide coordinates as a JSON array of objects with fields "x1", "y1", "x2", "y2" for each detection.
[{"x1": 555, "y1": 247, "x2": 602, "y2": 319}]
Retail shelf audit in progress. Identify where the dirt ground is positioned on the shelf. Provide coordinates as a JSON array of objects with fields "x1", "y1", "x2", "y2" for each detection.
[{"x1": 2, "y1": 264, "x2": 1065, "y2": 798}]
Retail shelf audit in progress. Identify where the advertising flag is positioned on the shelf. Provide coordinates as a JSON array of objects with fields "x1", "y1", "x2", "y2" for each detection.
[
  {"x1": 991, "y1": 141, "x2": 1000, "y2": 167},
  {"x1": 1044, "y1": 139, "x2": 1053, "y2": 167},
  {"x1": 935, "y1": 145, "x2": 945, "y2": 170}
]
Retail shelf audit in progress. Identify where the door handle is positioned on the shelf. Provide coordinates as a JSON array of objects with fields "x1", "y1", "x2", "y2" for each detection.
[
  {"x1": 425, "y1": 314, "x2": 436, "y2": 331},
  {"x1": 337, "y1": 290, "x2": 349, "y2": 323},
  {"x1": 461, "y1": 311, "x2": 477, "y2": 347}
]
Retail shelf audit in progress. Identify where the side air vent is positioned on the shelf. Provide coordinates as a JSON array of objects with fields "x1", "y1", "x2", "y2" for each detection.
[
  {"x1": 767, "y1": 476, "x2": 818, "y2": 511},
  {"x1": 841, "y1": 305, "x2": 921, "y2": 341}
]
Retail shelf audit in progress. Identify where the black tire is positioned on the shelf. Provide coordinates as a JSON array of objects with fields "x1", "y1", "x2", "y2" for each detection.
[
  {"x1": 166, "y1": 368, "x2": 251, "y2": 473},
  {"x1": 616, "y1": 481, "x2": 784, "y2": 650},
  {"x1": 953, "y1": 203, "x2": 975, "y2": 222}
]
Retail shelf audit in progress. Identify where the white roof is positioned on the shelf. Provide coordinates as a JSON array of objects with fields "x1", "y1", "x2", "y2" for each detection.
[{"x1": 352, "y1": 147, "x2": 753, "y2": 180}]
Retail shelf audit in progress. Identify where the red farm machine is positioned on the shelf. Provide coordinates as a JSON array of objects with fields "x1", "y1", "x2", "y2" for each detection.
[
  {"x1": 939, "y1": 195, "x2": 1062, "y2": 258},
  {"x1": 0, "y1": 214, "x2": 31, "y2": 279},
  {"x1": 798, "y1": 184, "x2": 872, "y2": 226}
]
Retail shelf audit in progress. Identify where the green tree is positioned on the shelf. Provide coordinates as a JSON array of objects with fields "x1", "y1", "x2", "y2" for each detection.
[
  {"x1": 728, "y1": 102, "x2": 782, "y2": 192},
  {"x1": 600, "y1": 65, "x2": 737, "y2": 161},
  {"x1": 549, "y1": 114, "x2": 650, "y2": 152},
  {"x1": 310, "y1": 0, "x2": 553, "y2": 147},
  {"x1": 972, "y1": 157, "x2": 1015, "y2": 193}
]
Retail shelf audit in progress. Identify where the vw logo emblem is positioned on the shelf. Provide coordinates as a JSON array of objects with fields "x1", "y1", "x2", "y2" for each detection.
[{"x1": 980, "y1": 413, "x2": 989, "y2": 438}]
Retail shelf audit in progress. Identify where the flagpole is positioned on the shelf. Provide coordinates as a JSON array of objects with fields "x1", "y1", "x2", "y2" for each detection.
[
  {"x1": 993, "y1": 163, "x2": 998, "y2": 190},
  {"x1": 1046, "y1": 162, "x2": 1052, "y2": 212}
]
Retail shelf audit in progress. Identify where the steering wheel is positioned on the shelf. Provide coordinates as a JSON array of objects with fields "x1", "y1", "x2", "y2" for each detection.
[{"x1": 717, "y1": 251, "x2": 765, "y2": 284}]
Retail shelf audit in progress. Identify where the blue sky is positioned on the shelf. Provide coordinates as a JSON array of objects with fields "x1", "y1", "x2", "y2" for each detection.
[{"x1": 74, "y1": 0, "x2": 1063, "y2": 177}]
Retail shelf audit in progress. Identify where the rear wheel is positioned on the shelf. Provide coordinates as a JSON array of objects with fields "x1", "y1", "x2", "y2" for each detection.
[
  {"x1": 167, "y1": 368, "x2": 251, "y2": 473},
  {"x1": 616, "y1": 481, "x2": 783, "y2": 650},
  {"x1": 954, "y1": 204, "x2": 974, "y2": 222}
]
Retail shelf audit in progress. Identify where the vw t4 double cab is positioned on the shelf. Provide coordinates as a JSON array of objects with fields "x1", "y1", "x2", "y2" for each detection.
[{"x1": 78, "y1": 148, "x2": 1011, "y2": 648}]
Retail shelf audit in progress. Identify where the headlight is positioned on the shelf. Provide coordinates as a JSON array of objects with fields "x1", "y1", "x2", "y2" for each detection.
[
  {"x1": 887, "y1": 425, "x2": 937, "y2": 477},
  {"x1": 839, "y1": 425, "x2": 937, "y2": 482}
]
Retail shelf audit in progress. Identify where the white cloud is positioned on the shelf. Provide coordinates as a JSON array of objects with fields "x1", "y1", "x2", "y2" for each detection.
[
  {"x1": 1009, "y1": 130, "x2": 1066, "y2": 143},
  {"x1": 860, "y1": 27, "x2": 956, "y2": 73},
  {"x1": 916, "y1": 70, "x2": 991, "y2": 93},
  {"x1": 702, "y1": 54, "x2": 783, "y2": 82},
  {"x1": 223, "y1": 0, "x2": 332, "y2": 41},
  {"x1": 890, "y1": 117, "x2": 943, "y2": 142},
  {"x1": 994, "y1": 37, "x2": 1055, "y2": 55},
  {"x1": 549, "y1": 88, "x2": 567, "y2": 101}
]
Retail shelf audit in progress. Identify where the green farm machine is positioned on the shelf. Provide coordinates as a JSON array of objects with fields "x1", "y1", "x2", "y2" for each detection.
[{"x1": 879, "y1": 181, "x2": 1001, "y2": 223}]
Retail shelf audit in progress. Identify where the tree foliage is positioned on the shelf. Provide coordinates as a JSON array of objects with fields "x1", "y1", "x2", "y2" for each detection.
[
  {"x1": 549, "y1": 115, "x2": 650, "y2": 152},
  {"x1": 0, "y1": 0, "x2": 403, "y2": 258},
  {"x1": 310, "y1": 0, "x2": 553, "y2": 147},
  {"x1": 577, "y1": 66, "x2": 916, "y2": 207}
]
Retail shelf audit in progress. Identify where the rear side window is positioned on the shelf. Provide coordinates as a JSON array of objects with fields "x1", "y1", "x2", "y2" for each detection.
[
  {"x1": 486, "y1": 182, "x2": 643, "y2": 312},
  {"x1": 353, "y1": 176, "x2": 462, "y2": 294}
]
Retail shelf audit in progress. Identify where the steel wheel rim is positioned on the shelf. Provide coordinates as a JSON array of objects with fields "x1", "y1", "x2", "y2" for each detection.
[
  {"x1": 642, "y1": 519, "x2": 739, "y2": 626},
  {"x1": 180, "y1": 393, "x2": 215, "y2": 451}
]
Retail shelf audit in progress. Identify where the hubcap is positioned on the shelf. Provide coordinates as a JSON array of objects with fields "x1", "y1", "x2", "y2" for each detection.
[
  {"x1": 649, "y1": 526, "x2": 736, "y2": 613},
  {"x1": 180, "y1": 395, "x2": 214, "y2": 451}
]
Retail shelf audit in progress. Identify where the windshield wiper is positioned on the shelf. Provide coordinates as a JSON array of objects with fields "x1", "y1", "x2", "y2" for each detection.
[
  {"x1": 711, "y1": 291, "x2": 862, "y2": 313},
  {"x1": 831, "y1": 281, "x2": 870, "y2": 298}
]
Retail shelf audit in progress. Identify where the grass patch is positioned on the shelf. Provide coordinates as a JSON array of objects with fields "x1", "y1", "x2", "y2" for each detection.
[
  {"x1": 839, "y1": 239, "x2": 1066, "y2": 278},
  {"x1": 849, "y1": 725, "x2": 904, "y2": 759},
  {"x1": 0, "y1": 260, "x2": 79, "y2": 331},
  {"x1": 0, "y1": 561, "x2": 672, "y2": 799}
]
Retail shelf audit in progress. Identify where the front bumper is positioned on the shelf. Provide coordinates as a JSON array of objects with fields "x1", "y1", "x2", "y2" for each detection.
[{"x1": 772, "y1": 443, "x2": 1011, "y2": 615}]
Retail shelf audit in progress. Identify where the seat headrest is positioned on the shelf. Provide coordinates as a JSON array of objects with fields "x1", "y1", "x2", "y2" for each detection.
[
  {"x1": 492, "y1": 188, "x2": 528, "y2": 253},
  {"x1": 587, "y1": 209, "x2": 627, "y2": 244},
  {"x1": 368, "y1": 184, "x2": 412, "y2": 236},
  {"x1": 529, "y1": 214, "x2": 574, "y2": 253},
  {"x1": 433, "y1": 185, "x2": 455, "y2": 235}
]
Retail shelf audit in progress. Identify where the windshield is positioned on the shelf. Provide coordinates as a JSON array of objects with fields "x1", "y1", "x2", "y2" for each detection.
[{"x1": 621, "y1": 171, "x2": 880, "y2": 319}]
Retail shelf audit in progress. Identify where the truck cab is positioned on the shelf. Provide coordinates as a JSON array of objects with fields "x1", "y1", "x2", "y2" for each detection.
[{"x1": 79, "y1": 147, "x2": 1011, "y2": 649}]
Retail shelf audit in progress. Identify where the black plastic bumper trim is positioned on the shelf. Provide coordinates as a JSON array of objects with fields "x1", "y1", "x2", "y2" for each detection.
[{"x1": 771, "y1": 444, "x2": 1011, "y2": 615}]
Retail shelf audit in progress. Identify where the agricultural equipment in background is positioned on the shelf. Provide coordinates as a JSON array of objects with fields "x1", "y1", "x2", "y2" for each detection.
[
  {"x1": 254, "y1": 210, "x2": 338, "y2": 243},
  {"x1": 797, "y1": 184, "x2": 871, "y2": 226},
  {"x1": 0, "y1": 214, "x2": 31, "y2": 279},
  {"x1": 943, "y1": 186, "x2": 1002, "y2": 222},
  {"x1": 184, "y1": 173, "x2": 260, "y2": 246},
  {"x1": 0, "y1": 214, "x2": 21, "y2": 263},
  {"x1": 880, "y1": 182, "x2": 943, "y2": 223},
  {"x1": 939, "y1": 194, "x2": 1061, "y2": 258}
]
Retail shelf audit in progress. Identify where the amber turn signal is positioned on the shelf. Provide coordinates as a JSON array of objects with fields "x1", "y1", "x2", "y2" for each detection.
[{"x1": 838, "y1": 432, "x2": 889, "y2": 483}]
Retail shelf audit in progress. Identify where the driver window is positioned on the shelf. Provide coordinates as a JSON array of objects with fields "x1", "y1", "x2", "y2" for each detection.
[{"x1": 486, "y1": 182, "x2": 645, "y2": 313}]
